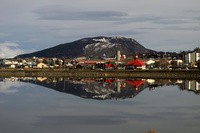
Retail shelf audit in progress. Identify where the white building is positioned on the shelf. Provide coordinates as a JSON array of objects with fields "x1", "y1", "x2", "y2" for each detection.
[{"x1": 185, "y1": 50, "x2": 200, "y2": 65}]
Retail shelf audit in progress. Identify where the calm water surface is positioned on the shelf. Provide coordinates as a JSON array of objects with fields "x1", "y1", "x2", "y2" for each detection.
[{"x1": 0, "y1": 77, "x2": 200, "y2": 133}]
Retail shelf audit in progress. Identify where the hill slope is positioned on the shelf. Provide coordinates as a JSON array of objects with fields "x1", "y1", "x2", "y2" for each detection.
[{"x1": 16, "y1": 36, "x2": 155, "y2": 58}]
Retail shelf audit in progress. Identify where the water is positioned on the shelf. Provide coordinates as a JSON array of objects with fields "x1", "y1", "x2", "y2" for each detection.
[{"x1": 0, "y1": 77, "x2": 200, "y2": 133}]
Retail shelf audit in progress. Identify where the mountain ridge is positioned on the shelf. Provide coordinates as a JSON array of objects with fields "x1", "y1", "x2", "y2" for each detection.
[{"x1": 16, "y1": 36, "x2": 155, "y2": 58}]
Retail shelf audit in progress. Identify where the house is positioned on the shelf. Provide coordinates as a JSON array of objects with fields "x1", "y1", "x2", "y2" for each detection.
[
  {"x1": 170, "y1": 59, "x2": 183, "y2": 69},
  {"x1": 37, "y1": 63, "x2": 48, "y2": 68},
  {"x1": 2, "y1": 59, "x2": 19, "y2": 68},
  {"x1": 126, "y1": 54, "x2": 145, "y2": 69},
  {"x1": 104, "y1": 61, "x2": 117, "y2": 69},
  {"x1": 9, "y1": 64, "x2": 16, "y2": 69},
  {"x1": 145, "y1": 59, "x2": 155, "y2": 69},
  {"x1": 65, "y1": 62, "x2": 74, "y2": 68},
  {"x1": 3, "y1": 59, "x2": 13, "y2": 65}
]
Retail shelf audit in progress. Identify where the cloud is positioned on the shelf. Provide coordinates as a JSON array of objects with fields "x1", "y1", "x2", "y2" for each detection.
[
  {"x1": 184, "y1": 10, "x2": 200, "y2": 14},
  {"x1": 0, "y1": 80, "x2": 23, "y2": 94},
  {"x1": 34, "y1": 115, "x2": 127, "y2": 127},
  {"x1": 34, "y1": 7, "x2": 165, "y2": 23},
  {"x1": 0, "y1": 33, "x2": 7, "y2": 37},
  {"x1": 92, "y1": 30, "x2": 144, "y2": 37},
  {"x1": 131, "y1": 15, "x2": 164, "y2": 23},
  {"x1": 34, "y1": 8, "x2": 128, "y2": 21},
  {"x1": 0, "y1": 42, "x2": 25, "y2": 58},
  {"x1": 153, "y1": 18, "x2": 189, "y2": 25},
  {"x1": 165, "y1": 26, "x2": 200, "y2": 31},
  {"x1": 35, "y1": 8, "x2": 166, "y2": 25},
  {"x1": 193, "y1": 16, "x2": 200, "y2": 20},
  {"x1": 34, "y1": 7, "x2": 190, "y2": 26}
]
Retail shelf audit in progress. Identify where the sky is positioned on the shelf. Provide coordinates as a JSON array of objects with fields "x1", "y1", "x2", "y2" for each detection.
[{"x1": 0, "y1": 0, "x2": 200, "y2": 58}]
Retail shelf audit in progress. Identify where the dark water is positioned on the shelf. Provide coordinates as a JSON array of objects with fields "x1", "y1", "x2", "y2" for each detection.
[{"x1": 0, "y1": 77, "x2": 200, "y2": 133}]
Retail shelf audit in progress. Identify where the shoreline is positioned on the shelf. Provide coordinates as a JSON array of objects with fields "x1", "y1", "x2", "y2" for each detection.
[{"x1": 0, "y1": 69, "x2": 200, "y2": 79}]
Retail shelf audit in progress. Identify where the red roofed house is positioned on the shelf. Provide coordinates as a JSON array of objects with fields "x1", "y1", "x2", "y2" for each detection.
[{"x1": 126, "y1": 54, "x2": 146, "y2": 69}]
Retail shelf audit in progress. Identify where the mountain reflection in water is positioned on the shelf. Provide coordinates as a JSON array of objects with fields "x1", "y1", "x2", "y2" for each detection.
[{"x1": 2, "y1": 77, "x2": 199, "y2": 100}]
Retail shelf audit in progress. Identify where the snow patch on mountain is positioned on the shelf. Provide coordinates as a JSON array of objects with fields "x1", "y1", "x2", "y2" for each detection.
[
  {"x1": 84, "y1": 37, "x2": 118, "y2": 51},
  {"x1": 84, "y1": 84, "x2": 116, "y2": 99},
  {"x1": 85, "y1": 43, "x2": 116, "y2": 51},
  {"x1": 93, "y1": 38, "x2": 109, "y2": 43}
]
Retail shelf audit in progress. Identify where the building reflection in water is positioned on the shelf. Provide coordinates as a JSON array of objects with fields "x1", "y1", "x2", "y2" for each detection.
[
  {"x1": 182, "y1": 80, "x2": 200, "y2": 94},
  {"x1": 1, "y1": 77, "x2": 200, "y2": 100}
]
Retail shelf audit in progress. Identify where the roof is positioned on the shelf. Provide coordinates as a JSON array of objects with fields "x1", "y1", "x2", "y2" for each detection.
[{"x1": 127, "y1": 59, "x2": 144, "y2": 66}]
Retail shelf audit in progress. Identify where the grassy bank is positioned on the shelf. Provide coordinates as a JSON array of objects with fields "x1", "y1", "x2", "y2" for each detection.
[{"x1": 0, "y1": 69, "x2": 200, "y2": 79}]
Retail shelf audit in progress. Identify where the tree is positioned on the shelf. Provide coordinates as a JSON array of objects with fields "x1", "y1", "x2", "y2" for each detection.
[{"x1": 194, "y1": 47, "x2": 200, "y2": 52}]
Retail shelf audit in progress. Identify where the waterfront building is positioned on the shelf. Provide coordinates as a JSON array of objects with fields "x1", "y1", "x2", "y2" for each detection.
[
  {"x1": 126, "y1": 54, "x2": 146, "y2": 69},
  {"x1": 170, "y1": 59, "x2": 183, "y2": 69},
  {"x1": 145, "y1": 59, "x2": 156, "y2": 69},
  {"x1": 185, "y1": 49, "x2": 200, "y2": 67},
  {"x1": 37, "y1": 63, "x2": 48, "y2": 69}
]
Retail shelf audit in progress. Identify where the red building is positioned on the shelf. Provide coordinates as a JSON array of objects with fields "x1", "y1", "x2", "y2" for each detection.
[{"x1": 126, "y1": 54, "x2": 145, "y2": 69}]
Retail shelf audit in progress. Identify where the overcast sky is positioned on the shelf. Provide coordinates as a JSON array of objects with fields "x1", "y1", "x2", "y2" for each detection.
[{"x1": 0, "y1": 0, "x2": 200, "y2": 58}]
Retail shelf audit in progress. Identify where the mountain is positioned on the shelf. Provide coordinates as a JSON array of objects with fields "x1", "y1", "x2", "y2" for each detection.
[{"x1": 16, "y1": 36, "x2": 155, "y2": 58}]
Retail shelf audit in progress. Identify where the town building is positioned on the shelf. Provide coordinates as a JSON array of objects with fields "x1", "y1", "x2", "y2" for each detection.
[
  {"x1": 126, "y1": 54, "x2": 146, "y2": 69},
  {"x1": 185, "y1": 49, "x2": 200, "y2": 67},
  {"x1": 37, "y1": 63, "x2": 48, "y2": 69}
]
